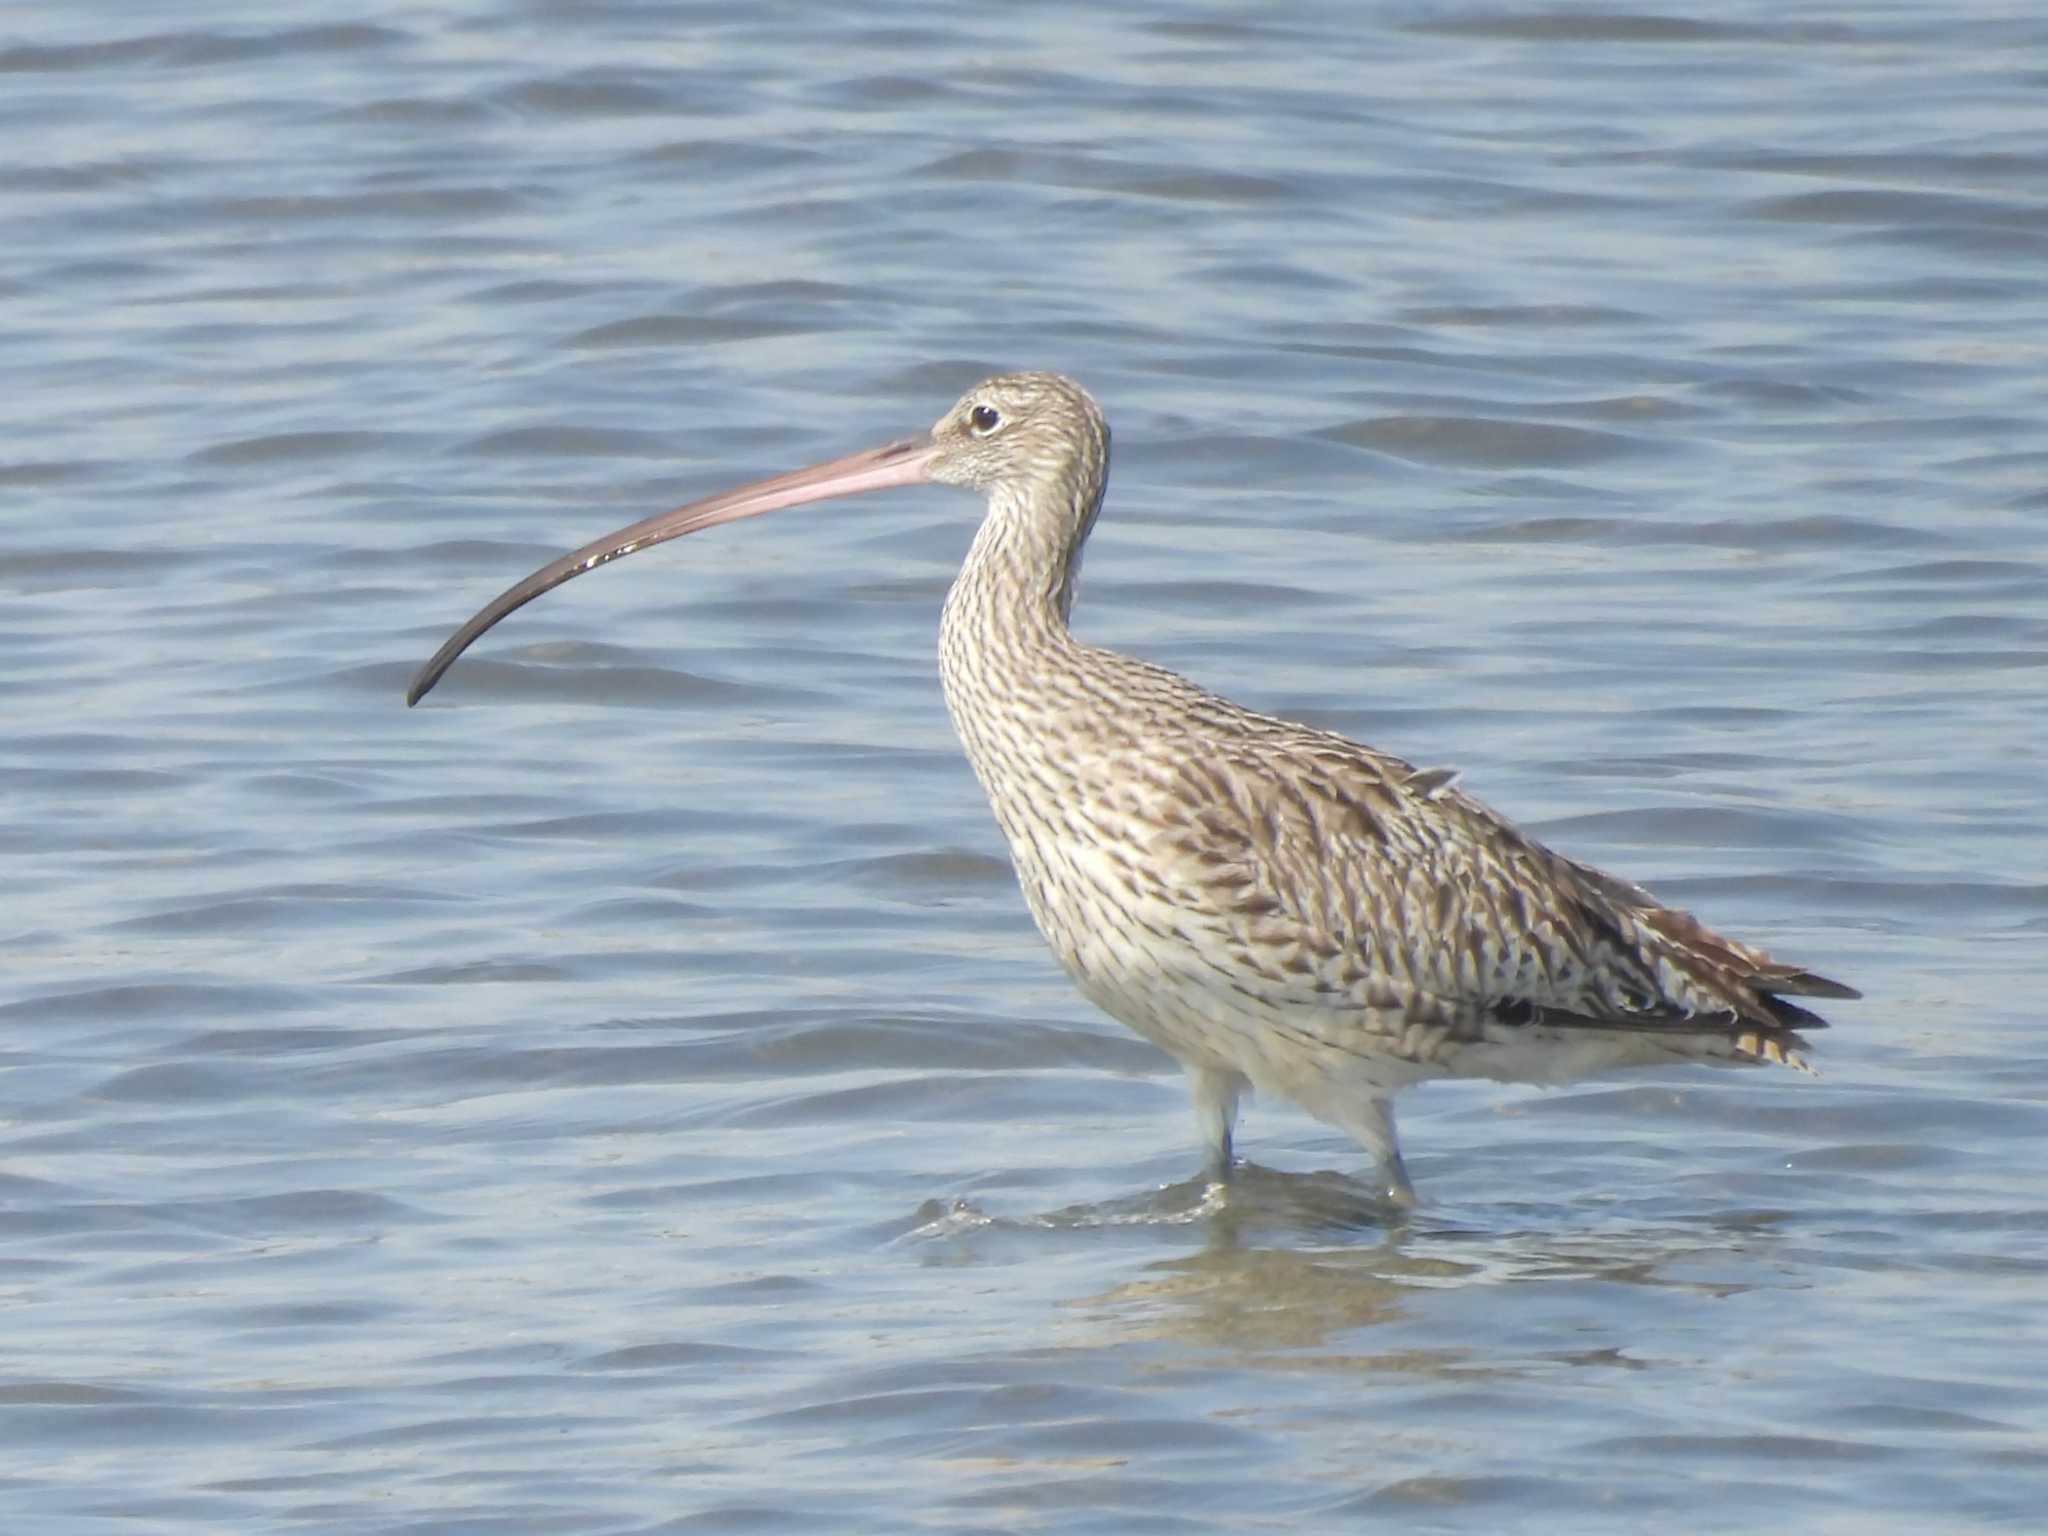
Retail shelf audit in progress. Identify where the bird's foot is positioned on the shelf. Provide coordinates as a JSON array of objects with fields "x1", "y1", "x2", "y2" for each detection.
[{"x1": 1377, "y1": 1152, "x2": 1417, "y2": 1212}]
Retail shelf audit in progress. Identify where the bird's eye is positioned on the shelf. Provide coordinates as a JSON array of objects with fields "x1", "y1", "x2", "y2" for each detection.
[{"x1": 968, "y1": 403, "x2": 1002, "y2": 436}]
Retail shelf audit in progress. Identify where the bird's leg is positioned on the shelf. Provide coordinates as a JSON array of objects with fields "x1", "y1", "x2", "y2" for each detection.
[
  {"x1": 1378, "y1": 1147, "x2": 1417, "y2": 1210},
  {"x1": 1189, "y1": 1064, "x2": 1244, "y2": 1181},
  {"x1": 1354, "y1": 1097, "x2": 1417, "y2": 1208},
  {"x1": 1303, "y1": 1091, "x2": 1417, "y2": 1208}
]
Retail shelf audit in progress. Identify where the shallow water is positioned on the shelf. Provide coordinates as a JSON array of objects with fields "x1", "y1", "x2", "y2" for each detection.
[{"x1": 5, "y1": 2, "x2": 2047, "y2": 1530}]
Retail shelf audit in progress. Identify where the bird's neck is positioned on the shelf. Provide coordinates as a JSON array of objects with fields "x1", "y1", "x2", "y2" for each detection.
[
  {"x1": 953, "y1": 478, "x2": 1091, "y2": 615},
  {"x1": 937, "y1": 477, "x2": 1099, "y2": 733}
]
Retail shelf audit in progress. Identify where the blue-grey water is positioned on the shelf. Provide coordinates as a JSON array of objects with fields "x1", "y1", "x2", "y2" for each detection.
[{"x1": 5, "y1": 2, "x2": 2047, "y2": 1531}]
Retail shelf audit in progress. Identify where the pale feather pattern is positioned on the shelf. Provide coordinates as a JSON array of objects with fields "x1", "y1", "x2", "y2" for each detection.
[{"x1": 932, "y1": 373, "x2": 1856, "y2": 1202}]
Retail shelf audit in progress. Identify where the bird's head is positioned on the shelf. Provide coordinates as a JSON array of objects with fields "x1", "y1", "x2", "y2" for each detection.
[{"x1": 925, "y1": 372, "x2": 1109, "y2": 499}]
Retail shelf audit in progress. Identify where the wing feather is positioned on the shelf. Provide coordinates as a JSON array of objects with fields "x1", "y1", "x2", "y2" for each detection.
[{"x1": 1160, "y1": 720, "x2": 1856, "y2": 1060}]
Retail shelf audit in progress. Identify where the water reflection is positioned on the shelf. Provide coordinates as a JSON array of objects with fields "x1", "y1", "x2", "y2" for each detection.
[{"x1": 910, "y1": 1162, "x2": 1818, "y2": 1362}]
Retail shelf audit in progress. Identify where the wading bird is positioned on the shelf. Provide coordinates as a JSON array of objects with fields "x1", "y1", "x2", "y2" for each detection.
[{"x1": 409, "y1": 372, "x2": 1857, "y2": 1205}]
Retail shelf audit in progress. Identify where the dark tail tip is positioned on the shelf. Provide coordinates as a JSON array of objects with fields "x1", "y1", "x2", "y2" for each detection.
[{"x1": 1768, "y1": 969, "x2": 1861, "y2": 1002}]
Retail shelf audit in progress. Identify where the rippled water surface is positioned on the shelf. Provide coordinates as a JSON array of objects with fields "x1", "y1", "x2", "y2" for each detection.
[{"x1": 5, "y1": 2, "x2": 2047, "y2": 1530}]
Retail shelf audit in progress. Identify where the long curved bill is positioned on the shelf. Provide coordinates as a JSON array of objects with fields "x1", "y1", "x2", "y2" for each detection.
[{"x1": 407, "y1": 434, "x2": 941, "y2": 706}]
